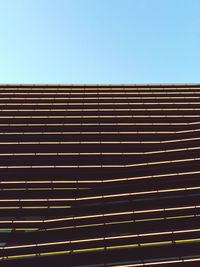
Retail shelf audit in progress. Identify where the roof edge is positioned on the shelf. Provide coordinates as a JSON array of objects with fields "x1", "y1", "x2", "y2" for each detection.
[{"x1": 0, "y1": 83, "x2": 200, "y2": 88}]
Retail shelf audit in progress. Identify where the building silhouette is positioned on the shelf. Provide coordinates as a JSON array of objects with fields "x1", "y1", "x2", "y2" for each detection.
[{"x1": 0, "y1": 84, "x2": 200, "y2": 266}]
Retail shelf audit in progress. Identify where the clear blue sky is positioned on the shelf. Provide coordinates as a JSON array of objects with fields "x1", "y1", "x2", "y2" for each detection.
[{"x1": 0, "y1": 0, "x2": 199, "y2": 84}]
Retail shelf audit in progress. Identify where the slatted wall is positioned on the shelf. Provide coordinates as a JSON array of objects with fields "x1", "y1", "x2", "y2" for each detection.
[{"x1": 0, "y1": 84, "x2": 200, "y2": 266}]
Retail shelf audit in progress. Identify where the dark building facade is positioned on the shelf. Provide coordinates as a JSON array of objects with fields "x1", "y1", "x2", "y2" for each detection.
[{"x1": 0, "y1": 84, "x2": 200, "y2": 266}]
